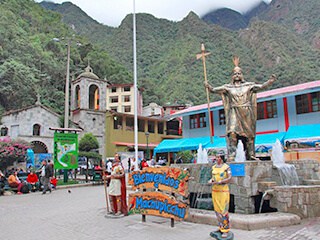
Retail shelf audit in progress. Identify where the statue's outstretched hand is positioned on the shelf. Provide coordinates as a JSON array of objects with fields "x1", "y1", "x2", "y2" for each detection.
[
  {"x1": 269, "y1": 74, "x2": 277, "y2": 83},
  {"x1": 204, "y1": 82, "x2": 211, "y2": 89}
]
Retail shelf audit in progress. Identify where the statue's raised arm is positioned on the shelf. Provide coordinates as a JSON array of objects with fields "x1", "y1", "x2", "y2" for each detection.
[
  {"x1": 204, "y1": 82, "x2": 226, "y2": 94},
  {"x1": 252, "y1": 74, "x2": 277, "y2": 92}
]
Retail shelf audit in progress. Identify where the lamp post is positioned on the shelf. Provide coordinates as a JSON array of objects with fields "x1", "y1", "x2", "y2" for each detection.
[
  {"x1": 53, "y1": 36, "x2": 81, "y2": 128},
  {"x1": 65, "y1": 40, "x2": 71, "y2": 128},
  {"x1": 145, "y1": 132, "x2": 150, "y2": 160},
  {"x1": 53, "y1": 36, "x2": 80, "y2": 183}
]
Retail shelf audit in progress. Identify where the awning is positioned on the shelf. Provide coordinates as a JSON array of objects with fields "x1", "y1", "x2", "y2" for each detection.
[
  {"x1": 154, "y1": 136, "x2": 224, "y2": 154},
  {"x1": 255, "y1": 132, "x2": 286, "y2": 146},
  {"x1": 154, "y1": 133, "x2": 288, "y2": 154},
  {"x1": 255, "y1": 132, "x2": 286, "y2": 154},
  {"x1": 284, "y1": 124, "x2": 320, "y2": 141},
  {"x1": 204, "y1": 137, "x2": 226, "y2": 149},
  {"x1": 154, "y1": 136, "x2": 213, "y2": 154}
]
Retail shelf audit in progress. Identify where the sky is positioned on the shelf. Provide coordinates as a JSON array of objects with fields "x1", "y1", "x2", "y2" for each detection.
[{"x1": 36, "y1": 0, "x2": 272, "y2": 27}]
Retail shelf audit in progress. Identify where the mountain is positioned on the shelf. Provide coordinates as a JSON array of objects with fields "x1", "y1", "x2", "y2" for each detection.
[
  {"x1": 40, "y1": 0, "x2": 319, "y2": 106},
  {"x1": 0, "y1": 0, "x2": 131, "y2": 114},
  {"x1": 202, "y1": 8, "x2": 248, "y2": 31},
  {"x1": 258, "y1": 0, "x2": 320, "y2": 49},
  {"x1": 201, "y1": 1, "x2": 269, "y2": 31},
  {"x1": 1, "y1": 0, "x2": 319, "y2": 114}
]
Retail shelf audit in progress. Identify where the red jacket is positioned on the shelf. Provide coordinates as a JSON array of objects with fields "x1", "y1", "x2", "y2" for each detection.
[{"x1": 27, "y1": 173, "x2": 39, "y2": 184}]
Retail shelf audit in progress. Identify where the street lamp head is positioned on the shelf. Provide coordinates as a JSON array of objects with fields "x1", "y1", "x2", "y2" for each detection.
[{"x1": 145, "y1": 132, "x2": 150, "y2": 137}]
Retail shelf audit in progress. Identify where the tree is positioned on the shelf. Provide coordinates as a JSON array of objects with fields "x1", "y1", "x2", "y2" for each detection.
[
  {"x1": 0, "y1": 137, "x2": 31, "y2": 170},
  {"x1": 79, "y1": 133, "x2": 99, "y2": 152},
  {"x1": 78, "y1": 133, "x2": 101, "y2": 164},
  {"x1": 176, "y1": 150, "x2": 194, "y2": 163}
]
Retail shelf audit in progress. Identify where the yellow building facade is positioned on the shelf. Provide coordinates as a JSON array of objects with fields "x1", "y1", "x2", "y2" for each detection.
[{"x1": 105, "y1": 111, "x2": 180, "y2": 158}]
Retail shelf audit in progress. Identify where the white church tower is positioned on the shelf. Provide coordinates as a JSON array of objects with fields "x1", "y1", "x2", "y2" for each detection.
[{"x1": 70, "y1": 64, "x2": 109, "y2": 156}]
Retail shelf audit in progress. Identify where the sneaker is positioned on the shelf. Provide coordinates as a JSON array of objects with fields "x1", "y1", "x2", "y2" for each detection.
[
  {"x1": 17, "y1": 192, "x2": 22, "y2": 195},
  {"x1": 42, "y1": 192, "x2": 46, "y2": 195}
]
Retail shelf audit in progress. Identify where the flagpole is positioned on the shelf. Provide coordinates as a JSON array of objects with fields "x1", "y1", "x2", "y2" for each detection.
[
  {"x1": 197, "y1": 43, "x2": 213, "y2": 143},
  {"x1": 133, "y1": 0, "x2": 138, "y2": 163}
]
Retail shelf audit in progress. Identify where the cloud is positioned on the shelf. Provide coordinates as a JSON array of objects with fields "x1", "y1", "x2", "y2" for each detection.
[{"x1": 35, "y1": 0, "x2": 272, "y2": 27}]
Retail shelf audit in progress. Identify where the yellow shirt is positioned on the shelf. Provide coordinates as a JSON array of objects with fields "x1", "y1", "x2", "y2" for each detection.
[{"x1": 211, "y1": 163, "x2": 230, "y2": 192}]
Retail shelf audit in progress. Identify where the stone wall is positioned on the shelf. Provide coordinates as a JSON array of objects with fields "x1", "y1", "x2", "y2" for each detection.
[
  {"x1": 229, "y1": 161, "x2": 273, "y2": 214},
  {"x1": 270, "y1": 185, "x2": 320, "y2": 218},
  {"x1": 289, "y1": 160, "x2": 320, "y2": 182},
  {"x1": 174, "y1": 160, "x2": 320, "y2": 217},
  {"x1": 174, "y1": 161, "x2": 274, "y2": 214}
]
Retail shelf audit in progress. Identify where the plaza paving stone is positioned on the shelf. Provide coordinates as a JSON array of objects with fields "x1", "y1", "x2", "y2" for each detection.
[{"x1": 0, "y1": 185, "x2": 319, "y2": 240}]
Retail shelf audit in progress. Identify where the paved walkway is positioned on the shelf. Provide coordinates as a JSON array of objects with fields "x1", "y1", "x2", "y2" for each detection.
[{"x1": 0, "y1": 186, "x2": 319, "y2": 240}]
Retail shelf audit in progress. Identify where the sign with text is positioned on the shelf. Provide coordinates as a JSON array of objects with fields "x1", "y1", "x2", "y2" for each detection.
[
  {"x1": 128, "y1": 192, "x2": 188, "y2": 220},
  {"x1": 53, "y1": 132, "x2": 78, "y2": 170},
  {"x1": 128, "y1": 167, "x2": 189, "y2": 197}
]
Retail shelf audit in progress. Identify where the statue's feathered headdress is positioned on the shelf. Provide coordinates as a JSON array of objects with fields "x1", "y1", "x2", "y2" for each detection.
[{"x1": 233, "y1": 56, "x2": 240, "y2": 68}]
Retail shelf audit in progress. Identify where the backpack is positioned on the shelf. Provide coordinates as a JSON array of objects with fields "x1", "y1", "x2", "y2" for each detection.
[{"x1": 20, "y1": 183, "x2": 29, "y2": 194}]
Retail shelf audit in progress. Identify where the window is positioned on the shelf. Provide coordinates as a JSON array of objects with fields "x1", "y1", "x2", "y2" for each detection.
[
  {"x1": 158, "y1": 122, "x2": 164, "y2": 134},
  {"x1": 126, "y1": 117, "x2": 134, "y2": 131},
  {"x1": 219, "y1": 109, "x2": 225, "y2": 125},
  {"x1": 311, "y1": 92, "x2": 320, "y2": 112},
  {"x1": 89, "y1": 85, "x2": 99, "y2": 110},
  {"x1": 123, "y1": 86, "x2": 131, "y2": 92},
  {"x1": 111, "y1": 87, "x2": 117, "y2": 93},
  {"x1": 296, "y1": 91, "x2": 320, "y2": 114},
  {"x1": 1, "y1": 127, "x2": 8, "y2": 136},
  {"x1": 113, "y1": 116, "x2": 123, "y2": 130},
  {"x1": 123, "y1": 106, "x2": 131, "y2": 113},
  {"x1": 33, "y1": 124, "x2": 41, "y2": 136},
  {"x1": 75, "y1": 85, "x2": 80, "y2": 109},
  {"x1": 138, "y1": 119, "x2": 145, "y2": 132},
  {"x1": 123, "y1": 95, "x2": 130, "y2": 102},
  {"x1": 257, "y1": 100, "x2": 277, "y2": 120},
  {"x1": 190, "y1": 113, "x2": 207, "y2": 129},
  {"x1": 190, "y1": 115, "x2": 198, "y2": 129},
  {"x1": 110, "y1": 107, "x2": 118, "y2": 112},
  {"x1": 110, "y1": 96, "x2": 118, "y2": 103},
  {"x1": 148, "y1": 121, "x2": 155, "y2": 133}
]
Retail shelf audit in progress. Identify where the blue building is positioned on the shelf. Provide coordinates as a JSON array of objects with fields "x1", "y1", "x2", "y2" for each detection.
[
  {"x1": 155, "y1": 80, "x2": 319, "y2": 159},
  {"x1": 172, "y1": 80, "x2": 320, "y2": 138}
]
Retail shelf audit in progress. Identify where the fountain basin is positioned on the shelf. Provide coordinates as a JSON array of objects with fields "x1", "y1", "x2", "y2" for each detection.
[{"x1": 174, "y1": 159, "x2": 320, "y2": 218}]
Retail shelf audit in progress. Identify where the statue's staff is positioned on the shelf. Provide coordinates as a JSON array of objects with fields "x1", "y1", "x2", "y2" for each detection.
[
  {"x1": 196, "y1": 43, "x2": 213, "y2": 143},
  {"x1": 101, "y1": 160, "x2": 110, "y2": 213}
]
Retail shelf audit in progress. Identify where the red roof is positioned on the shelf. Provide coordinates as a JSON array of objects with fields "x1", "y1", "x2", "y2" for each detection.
[{"x1": 172, "y1": 80, "x2": 320, "y2": 116}]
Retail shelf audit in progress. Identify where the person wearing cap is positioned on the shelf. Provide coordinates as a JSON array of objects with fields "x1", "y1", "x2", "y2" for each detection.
[{"x1": 208, "y1": 155, "x2": 232, "y2": 238}]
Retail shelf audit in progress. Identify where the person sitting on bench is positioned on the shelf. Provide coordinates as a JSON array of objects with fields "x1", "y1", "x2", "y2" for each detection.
[
  {"x1": 27, "y1": 171, "x2": 39, "y2": 192},
  {"x1": 8, "y1": 171, "x2": 23, "y2": 194}
]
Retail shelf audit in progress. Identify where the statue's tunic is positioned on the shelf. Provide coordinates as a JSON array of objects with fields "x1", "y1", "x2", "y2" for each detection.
[{"x1": 213, "y1": 81, "x2": 271, "y2": 139}]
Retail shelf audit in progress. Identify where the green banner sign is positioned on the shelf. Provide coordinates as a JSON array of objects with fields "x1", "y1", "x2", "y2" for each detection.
[{"x1": 54, "y1": 132, "x2": 78, "y2": 170}]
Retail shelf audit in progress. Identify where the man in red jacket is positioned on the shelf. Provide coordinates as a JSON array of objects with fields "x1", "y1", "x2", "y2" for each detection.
[{"x1": 27, "y1": 171, "x2": 39, "y2": 192}]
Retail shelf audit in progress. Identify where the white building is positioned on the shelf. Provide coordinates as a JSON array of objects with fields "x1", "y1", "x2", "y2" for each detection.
[{"x1": 0, "y1": 99, "x2": 60, "y2": 153}]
